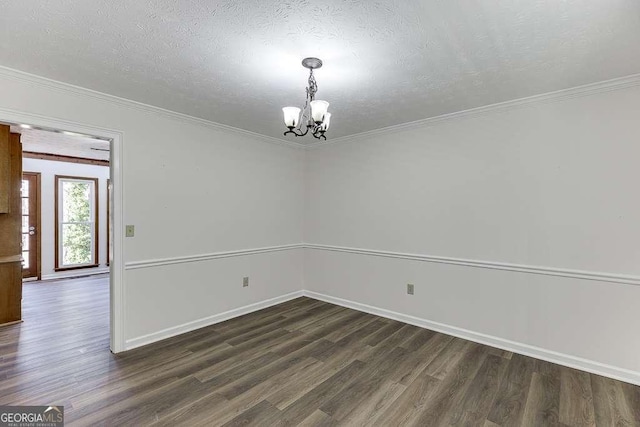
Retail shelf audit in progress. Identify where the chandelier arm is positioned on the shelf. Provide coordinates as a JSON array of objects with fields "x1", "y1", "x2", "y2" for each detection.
[
  {"x1": 285, "y1": 126, "x2": 310, "y2": 137},
  {"x1": 297, "y1": 125, "x2": 310, "y2": 137},
  {"x1": 312, "y1": 129, "x2": 326, "y2": 140}
]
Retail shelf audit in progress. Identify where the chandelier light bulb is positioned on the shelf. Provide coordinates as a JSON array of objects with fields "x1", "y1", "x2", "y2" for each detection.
[
  {"x1": 320, "y1": 113, "x2": 331, "y2": 131},
  {"x1": 282, "y1": 107, "x2": 301, "y2": 128},
  {"x1": 310, "y1": 100, "x2": 329, "y2": 124}
]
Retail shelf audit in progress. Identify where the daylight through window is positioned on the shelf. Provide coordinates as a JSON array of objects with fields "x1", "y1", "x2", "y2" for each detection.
[{"x1": 55, "y1": 176, "x2": 98, "y2": 270}]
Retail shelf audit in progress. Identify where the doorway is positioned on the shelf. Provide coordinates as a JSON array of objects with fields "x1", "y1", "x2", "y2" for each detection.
[
  {"x1": 19, "y1": 128, "x2": 111, "y2": 342},
  {"x1": 21, "y1": 172, "x2": 41, "y2": 280},
  {"x1": 0, "y1": 111, "x2": 124, "y2": 353}
]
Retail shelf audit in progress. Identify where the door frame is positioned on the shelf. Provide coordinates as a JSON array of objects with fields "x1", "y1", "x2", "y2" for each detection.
[
  {"x1": 21, "y1": 171, "x2": 41, "y2": 280},
  {"x1": 0, "y1": 108, "x2": 125, "y2": 353}
]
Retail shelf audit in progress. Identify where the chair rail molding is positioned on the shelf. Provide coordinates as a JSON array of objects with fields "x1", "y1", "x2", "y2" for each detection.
[
  {"x1": 127, "y1": 243, "x2": 640, "y2": 286},
  {"x1": 125, "y1": 244, "x2": 306, "y2": 270},
  {"x1": 304, "y1": 244, "x2": 640, "y2": 286}
]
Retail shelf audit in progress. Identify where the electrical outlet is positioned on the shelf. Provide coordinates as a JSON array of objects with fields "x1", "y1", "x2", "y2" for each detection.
[
  {"x1": 125, "y1": 225, "x2": 135, "y2": 237},
  {"x1": 407, "y1": 283, "x2": 414, "y2": 295},
  {"x1": 243, "y1": 277, "x2": 249, "y2": 287}
]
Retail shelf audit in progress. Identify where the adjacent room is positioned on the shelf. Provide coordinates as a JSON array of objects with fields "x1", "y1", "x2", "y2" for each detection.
[{"x1": 0, "y1": 1, "x2": 639, "y2": 426}]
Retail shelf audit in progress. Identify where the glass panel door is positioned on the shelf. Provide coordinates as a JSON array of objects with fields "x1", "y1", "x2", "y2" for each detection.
[{"x1": 21, "y1": 172, "x2": 40, "y2": 279}]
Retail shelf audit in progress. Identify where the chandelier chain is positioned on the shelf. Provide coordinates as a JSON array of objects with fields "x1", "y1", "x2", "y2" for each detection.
[{"x1": 307, "y1": 70, "x2": 318, "y2": 102}]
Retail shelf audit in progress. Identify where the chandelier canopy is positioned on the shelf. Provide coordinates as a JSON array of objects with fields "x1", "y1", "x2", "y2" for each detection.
[{"x1": 282, "y1": 57, "x2": 331, "y2": 141}]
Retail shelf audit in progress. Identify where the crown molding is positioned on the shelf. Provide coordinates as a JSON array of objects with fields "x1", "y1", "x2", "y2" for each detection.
[
  {"x1": 308, "y1": 72, "x2": 640, "y2": 149},
  {"x1": 0, "y1": 66, "x2": 304, "y2": 149},
  {"x1": 3, "y1": 65, "x2": 639, "y2": 150}
]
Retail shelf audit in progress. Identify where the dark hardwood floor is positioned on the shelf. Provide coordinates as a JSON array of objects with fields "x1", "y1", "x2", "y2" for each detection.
[{"x1": 0, "y1": 275, "x2": 639, "y2": 426}]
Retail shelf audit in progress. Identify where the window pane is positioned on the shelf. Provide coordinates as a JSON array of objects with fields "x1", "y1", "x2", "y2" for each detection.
[
  {"x1": 21, "y1": 233, "x2": 29, "y2": 251},
  {"x1": 62, "y1": 223, "x2": 92, "y2": 265},
  {"x1": 22, "y1": 216, "x2": 29, "y2": 233},
  {"x1": 56, "y1": 177, "x2": 97, "y2": 268},
  {"x1": 22, "y1": 197, "x2": 29, "y2": 215},
  {"x1": 62, "y1": 181, "x2": 91, "y2": 222},
  {"x1": 21, "y1": 179, "x2": 29, "y2": 197},
  {"x1": 22, "y1": 251, "x2": 29, "y2": 269}
]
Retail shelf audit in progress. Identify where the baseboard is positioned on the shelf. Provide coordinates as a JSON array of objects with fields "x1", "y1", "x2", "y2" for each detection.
[
  {"x1": 41, "y1": 268, "x2": 110, "y2": 281},
  {"x1": 303, "y1": 290, "x2": 640, "y2": 387},
  {"x1": 125, "y1": 290, "x2": 305, "y2": 351}
]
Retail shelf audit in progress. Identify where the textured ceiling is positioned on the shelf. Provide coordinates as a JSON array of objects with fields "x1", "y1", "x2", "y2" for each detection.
[{"x1": 1, "y1": 1, "x2": 639, "y2": 141}]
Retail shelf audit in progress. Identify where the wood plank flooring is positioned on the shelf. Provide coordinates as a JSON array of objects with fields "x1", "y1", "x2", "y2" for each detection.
[{"x1": 1, "y1": 275, "x2": 639, "y2": 426}]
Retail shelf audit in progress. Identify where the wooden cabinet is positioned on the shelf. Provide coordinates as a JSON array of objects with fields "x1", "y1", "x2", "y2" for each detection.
[
  {"x1": 0, "y1": 124, "x2": 9, "y2": 213},
  {"x1": 0, "y1": 124, "x2": 23, "y2": 325},
  {"x1": 0, "y1": 259, "x2": 22, "y2": 323}
]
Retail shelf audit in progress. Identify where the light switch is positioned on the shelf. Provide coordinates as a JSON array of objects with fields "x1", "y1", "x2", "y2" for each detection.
[{"x1": 125, "y1": 225, "x2": 135, "y2": 237}]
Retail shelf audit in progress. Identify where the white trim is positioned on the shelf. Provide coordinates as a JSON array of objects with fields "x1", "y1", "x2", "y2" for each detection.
[
  {"x1": 2, "y1": 65, "x2": 640, "y2": 150},
  {"x1": 303, "y1": 290, "x2": 640, "y2": 387},
  {"x1": 304, "y1": 244, "x2": 640, "y2": 287},
  {"x1": 125, "y1": 290, "x2": 304, "y2": 350},
  {"x1": 41, "y1": 268, "x2": 109, "y2": 281},
  {"x1": 0, "y1": 66, "x2": 303, "y2": 149},
  {"x1": 110, "y1": 129, "x2": 126, "y2": 353},
  {"x1": 0, "y1": 107, "x2": 127, "y2": 353},
  {"x1": 125, "y1": 244, "x2": 305, "y2": 270},
  {"x1": 125, "y1": 242, "x2": 640, "y2": 286},
  {"x1": 307, "y1": 72, "x2": 640, "y2": 148}
]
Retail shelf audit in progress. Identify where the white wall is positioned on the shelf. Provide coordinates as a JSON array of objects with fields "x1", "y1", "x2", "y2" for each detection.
[
  {"x1": 0, "y1": 68, "x2": 304, "y2": 348},
  {"x1": 304, "y1": 84, "x2": 640, "y2": 382},
  {"x1": 126, "y1": 249, "x2": 303, "y2": 345},
  {"x1": 22, "y1": 158, "x2": 110, "y2": 279},
  {"x1": 4, "y1": 65, "x2": 640, "y2": 385}
]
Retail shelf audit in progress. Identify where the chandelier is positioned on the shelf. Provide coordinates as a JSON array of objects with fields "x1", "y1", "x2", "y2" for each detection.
[{"x1": 282, "y1": 57, "x2": 331, "y2": 140}]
